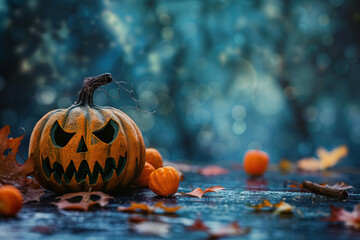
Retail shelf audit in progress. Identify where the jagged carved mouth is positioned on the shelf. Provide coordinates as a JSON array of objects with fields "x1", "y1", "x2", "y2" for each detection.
[{"x1": 42, "y1": 153, "x2": 127, "y2": 185}]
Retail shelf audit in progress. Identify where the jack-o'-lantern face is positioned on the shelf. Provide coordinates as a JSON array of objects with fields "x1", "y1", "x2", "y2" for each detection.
[{"x1": 29, "y1": 74, "x2": 145, "y2": 193}]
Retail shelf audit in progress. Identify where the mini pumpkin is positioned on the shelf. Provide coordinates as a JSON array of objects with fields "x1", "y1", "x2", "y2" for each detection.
[
  {"x1": 135, "y1": 162, "x2": 155, "y2": 187},
  {"x1": 145, "y1": 148, "x2": 163, "y2": 169},
  {"x1": 29, "y1": 73, "x2": 145, "y2": 193},
  {"x1": 243, "y1": 150, "x2": 269, "y2": 176},
  {"x1": 148, "y1": 166, "x2": 179, "y2": 197},
  {"x1": 0, "y1": 185, "x2": 23, "y2": 217}
]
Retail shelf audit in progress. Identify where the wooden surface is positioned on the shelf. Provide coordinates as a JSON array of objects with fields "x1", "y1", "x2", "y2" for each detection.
[{"x1": 0, "y1": 165, "x2": 360, "y2": 239}]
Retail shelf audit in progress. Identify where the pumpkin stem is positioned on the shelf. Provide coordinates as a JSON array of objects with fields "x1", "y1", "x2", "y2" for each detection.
[{"x1": 76, "y1": 73, "x2": 113, "y2": 106}]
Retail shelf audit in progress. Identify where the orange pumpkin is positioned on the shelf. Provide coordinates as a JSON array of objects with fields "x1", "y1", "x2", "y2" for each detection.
[
  {"x1": 135, "y1": 162, "x2": 155, "y2": 187},
  {"x1": 145, "y1": 148, "x2": 163, "y2": 169},
  {"x1": 29, "y1": 73, "x2": 145, "y2": 193},
  {"x1": 243, "y1": 150, "x2": 269, "y2": 176},
  {"x1": 148, "y1": 166, "x2": 179, "y2": 197},
  {"x1": 0, "y1": 185, "x2": 23, "y2": 217}
]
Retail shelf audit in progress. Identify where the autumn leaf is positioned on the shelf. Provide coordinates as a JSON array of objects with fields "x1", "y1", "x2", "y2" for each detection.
[
  {"x1": 317, "y1": 145, "x2": 348, "y2": 169},
  {"x1": 248, "y1": 199, "x2": 296, "y2": 215},
  {"x1": 118, "y1": 202, "x2": 181, "y2": 214},
  {"x1": 197, "y1": 165, "x2": 229, "y2": 176},
  {"x1": 0, "y1": 125, "x2": 43, "y2": 202},
  {"x1": 130, "y1": 221, "x2": 170, "y2": 237},
  {"x1": 208, "y1": 222, "x2": 251, "y2": 239},
  {"x1": 297, "y1": 145, "x2": 348, "y2": 171},
  {"x1": 179, "y1": 186, "x2": 226, "y2": 199},
  {"x1": 186, "y1": 218, "x2": 209, "y2": 231},
  {"x1": 53, "y1": 191, "x2": 113, "y2": 211},
  {"x1": 323, "y1": 204, "x2": 360, "y2": 230}
]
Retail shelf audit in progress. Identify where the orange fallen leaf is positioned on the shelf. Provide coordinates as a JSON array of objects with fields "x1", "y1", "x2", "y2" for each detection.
[
  {"x1": 323, "y1": 204, "x2": 360, "y2": 230},
  {"x1": 297, "y1": 145, "x2": 348, "y2": 171},
  {"x1": 186, "y1": 218, "x2": 209, "y2": 231},
  {"x1": 247, "y1": 199, "x2": 273, "y2": 210},
  {"x1": 208, "y1": 222, "x2": 251, "y2": 239},
  {"x1": 0, "y1": 125, "x2": 43, "y2": 203},
  {"x1": 180, "y1": 186, "x2": 226, "y2": 199},
  {"x1": 118, "y1": 202, "x2": 181, "y2": 214},
  {"x1": 198, "y1": 165, "x2": 229, "y2": 176},
  {"x1": 53, "y1": 191, "x2": 113, "y2": 211},
  {"x1": 248, "y1": 199, "x2": 296, "y2": 214},
  {"x1": 118, "y1": 202, "x2": 155, "y2": 213}
]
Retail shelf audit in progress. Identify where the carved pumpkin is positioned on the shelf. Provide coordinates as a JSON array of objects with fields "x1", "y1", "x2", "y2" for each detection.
[
  {"x1": 29, "y1": 73, "x2": 145, "y2": 193},
  {"x1": 148, "y1": 166, "x2": 179, "y2": 197}
]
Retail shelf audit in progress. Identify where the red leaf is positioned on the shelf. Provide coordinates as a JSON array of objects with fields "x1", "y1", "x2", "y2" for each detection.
[
  {"x1": 323, "y1": 204, "x2": 360, "y2": 230},
  {"x1": 186, "y1": 218, "x2": 209, "y2": 231},
  {"x1": 180, "y1": 186, "x2": 226, "y2": 199},
  {"x1": 53, "y1": 191, "x2": 113, "y2": 211},
  {"x1": 0, "y1": 126, "x2": 43, "y2": 202},
  {"x1": 198, "y1": 165, "x2": 228, "y2": 176}
]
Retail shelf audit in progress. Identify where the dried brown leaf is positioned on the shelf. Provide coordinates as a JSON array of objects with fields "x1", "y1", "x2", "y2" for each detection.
[
  {"x1": 180, "y1": 186, "x2": 226, "y2": 199},
  {"x1": 53, "y1": 191, "x2": 113, "y2": 211},
  {"x1": 0, "y1": 126, "x2": 43, "y2": 202}
]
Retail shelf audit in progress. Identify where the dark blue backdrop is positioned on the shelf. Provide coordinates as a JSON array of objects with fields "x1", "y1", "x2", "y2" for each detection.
[{"x1": 1, "y1": 0, "x2": 360, "y2": 167}]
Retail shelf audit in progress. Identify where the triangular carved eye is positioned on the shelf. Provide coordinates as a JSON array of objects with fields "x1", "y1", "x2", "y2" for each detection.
[
  {"x1": 92, "y1": 119, "x2": 119, "y2": 144},
  {"x1": 51, "y1": 121, "x2": 75, "y2": 148}
]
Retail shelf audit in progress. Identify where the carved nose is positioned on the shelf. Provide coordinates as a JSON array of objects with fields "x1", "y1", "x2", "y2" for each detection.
[{"x1": 76, "y1": 136, "x2": 88, "y2": 153}]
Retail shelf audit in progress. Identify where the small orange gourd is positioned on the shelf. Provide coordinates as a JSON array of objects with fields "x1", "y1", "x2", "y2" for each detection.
[
  {"x1": 243, "y1": 150, "x2": 269, "y2": 176},
  {"x1": 145, "y1": 148, "x2": 163, "y2": 170},
  {"x1": 135, "y1": 162, "x2": 155, "y2": 187},
  {"x1": 148, "y1": 166, "x2": 179, "y2": 197},
  {"x1": 0, "y1": 185, "x2": 23, "y2": 217}
]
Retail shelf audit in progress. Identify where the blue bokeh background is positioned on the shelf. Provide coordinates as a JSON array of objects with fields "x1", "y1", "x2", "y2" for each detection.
[{"x1": 0, "y1": 0, "x2": 360, "y2": 166}]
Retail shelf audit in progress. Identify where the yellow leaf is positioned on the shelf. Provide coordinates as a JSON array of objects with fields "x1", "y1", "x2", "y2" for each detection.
[{"x1": 317, "y1": 145, "x2": 348, "y2": 169}]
